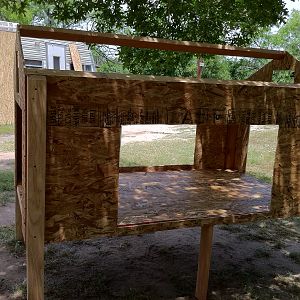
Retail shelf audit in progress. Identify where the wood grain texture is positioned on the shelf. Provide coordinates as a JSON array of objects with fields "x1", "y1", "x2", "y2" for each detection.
[
  {"x1": 195, "y1": 225, "x2": 214, "y2": 300},
  {"x1": 119, "y1": 165, "x2": 194, "y2": 173},
  {"x1": 271, "y1": 58, "x2": 300, "y2": 217},
  {"x1": 25, "y1": 67, "x2": 300, "y2": 85},
  {"x1": 17, "y1": 33, "x2": 28, "y2": 228},
  {"x1": 45, "y1": 127, "x2": 121, "y2": 242},
  {"x1": 194, "y1": 125, "x2": 227, "y2": 170},
  {"x1": 26, "y1": 75, "x2": 47, "y2": 300},
  {"x1": 45, "y1": 75, "x2": 300, "y2": 126},
  {"x1": 118, "y1": 170, "x2": 271, "y2": 226},
  {"x1": 224, "y1": 124, "x2": 249, "y2": 171},
  {"x1": 0, "y1": 31, "x2": 16, "y2": 124},
  {"x1": 16, "y1": 184, "x2": 26, "y2": 240},
  {"x1": 19, "y1": 25, "x2": 285, "y2": 59},
  {"x1": 69, "y1": 43, "x2": 83, "y2": 71}
]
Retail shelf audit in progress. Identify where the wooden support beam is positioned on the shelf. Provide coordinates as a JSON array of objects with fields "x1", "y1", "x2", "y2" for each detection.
[
  {"x1": 26, "y1": 75, "x2": 47, "y2": 300},
  {"x1": 14, "y1": 39, "x2": 23, "y2": 241},
  {"x1": 15, "y1": 102, "x2": 23, "y2": 241},
  {"x1": 19, "y1": 25, "x2": 286, "y2": 59},
  {"x1": 195, "y1": 224, "x2": 214, "y2": 300}
]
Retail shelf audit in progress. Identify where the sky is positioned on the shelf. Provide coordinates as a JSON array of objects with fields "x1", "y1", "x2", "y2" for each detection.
[{"x1": 286, "y1": 0, "x2": 300, "y2": 13}]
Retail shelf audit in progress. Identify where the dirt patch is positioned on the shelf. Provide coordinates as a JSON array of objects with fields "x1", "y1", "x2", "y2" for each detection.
[
  {"x1": 0, "y1": 203, "x2": 15, "y2": 227},
  {"x1": 0, "y1": 219, "x2": 300, "y2": 300},
  {"x1": 0, "y1": 244, "x2": 25, "y2": 300}
]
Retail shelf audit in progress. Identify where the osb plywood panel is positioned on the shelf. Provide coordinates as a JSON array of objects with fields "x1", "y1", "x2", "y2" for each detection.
[
  {"x1": 69, "y1": 43, "x2": 83, "y2": 71},
  {"x1": 271, "y1": 61, "x2": 300, "y2": 217},
  {"x1": 45, "y1": 126, "x2": 121, "y2": 242},
  {"x1": 46, "y1": 76, "x2": 300, "y2": 128},
  {"x1": 194, "y1": 124, "x2": 249, "y2": 172},
  {"x1": 0, "y1": 31, "x2": 16, "y2": 124},
  {"x1": 118, "y1": 170, "x2": 271, "y2": 225},
  {"x1": 194, "y1": 125, "x2": 227, "y2": 170},
  {"x1": 272, "y1": 128, "x2": 300, "y2": 216},
  {"x1": 42, "y1": 71, "x2": 300, "y2": 241}
]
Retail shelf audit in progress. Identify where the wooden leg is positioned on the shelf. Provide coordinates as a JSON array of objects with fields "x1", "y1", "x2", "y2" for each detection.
[
  {"x1": 195, "y1": 224, "x2": 214, "y2": 300},
  {"x1": 26, "y1": 76, "x2": 47, "y2": 300}
]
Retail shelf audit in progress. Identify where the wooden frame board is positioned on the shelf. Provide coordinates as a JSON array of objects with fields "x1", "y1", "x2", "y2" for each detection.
[{"x1": 19, "y1": 25, "x2": 285, "y2": 59}]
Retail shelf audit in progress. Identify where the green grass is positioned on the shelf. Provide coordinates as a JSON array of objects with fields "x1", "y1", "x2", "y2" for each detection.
[
  {"x1": 0, "y1": 169, "x2": 14, "y2": 192},
  {"x1": 120, "y1": 138, "x2": 195, "y2": 167},
  {"x1": 0, "y1": 139, "x2": 14, "y2": 152},
  {"x1": 0, "y1": 226, "x2": 24, "y2": 256},
  {"x1": 246, "y1": 126, "x2": 278, "y2": 182},
  {"x1": 0, "y1": 124, "x2": 14, "y2": 135},
  {"x1": 0, "y1": 170, "x2": 15, "y2": 205}
]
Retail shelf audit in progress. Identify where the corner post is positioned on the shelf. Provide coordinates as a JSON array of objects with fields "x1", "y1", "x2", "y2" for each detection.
[
  {"x1": 26, "y1": 75, "x2": 47, "y2": 300},
  {"x1": 195, "y1": 224, "x2": 214, "y2": 300}
]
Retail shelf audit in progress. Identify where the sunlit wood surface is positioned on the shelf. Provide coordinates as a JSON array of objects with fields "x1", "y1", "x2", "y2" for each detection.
[{"x1": 118, "y1": 170, "x2": 271, "y2": 225}]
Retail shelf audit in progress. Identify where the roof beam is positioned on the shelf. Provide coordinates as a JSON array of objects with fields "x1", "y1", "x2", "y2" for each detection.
[{"x1": 19, "y1": 25, "x2": 286, "y2": 60}]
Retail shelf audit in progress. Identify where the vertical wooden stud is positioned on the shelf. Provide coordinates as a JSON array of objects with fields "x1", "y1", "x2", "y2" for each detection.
[
  {"x1": 15, "y1": 102, "x2": 23, "y2": 241},
  {"x1": 14, "y1": 46, "x2": 23, "y2": 241},
  {"x1": 195, "y1": 224, "x2": 214, "y2": 300},
  {"x1": 26, "y1": 75, "x2": 47, "y2": 300}
]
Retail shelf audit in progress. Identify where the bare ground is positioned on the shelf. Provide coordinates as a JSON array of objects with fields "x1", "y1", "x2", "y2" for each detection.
[{"x1": 1, "y1": 217, "x2": 300, "y2": 300}]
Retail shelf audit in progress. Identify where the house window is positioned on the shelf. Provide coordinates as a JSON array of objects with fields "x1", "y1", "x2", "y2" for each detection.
[
  {"x1": 24, "y1": 59, "x2": 43, "y2": 68},
  {"x1": 83, "y1": 64, "x2": 92, "y2": 72},
  {"x1": 53, "y1": 56, "x2": 60, "y2": 70}
]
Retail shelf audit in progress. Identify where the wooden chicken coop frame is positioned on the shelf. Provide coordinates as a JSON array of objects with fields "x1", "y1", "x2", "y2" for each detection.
[{"x1": 15, "y1": 25, "x2": 300, "y2": 300}]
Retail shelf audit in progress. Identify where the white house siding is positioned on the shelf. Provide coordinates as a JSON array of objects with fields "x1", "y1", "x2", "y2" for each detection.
[{"x1": 21, "y1": 37, "x2": 96, "y2": 71}]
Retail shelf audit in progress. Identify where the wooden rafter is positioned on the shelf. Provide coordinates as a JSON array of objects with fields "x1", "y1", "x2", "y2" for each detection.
[{"x1": 19, "y1": 25, "x2": 286, "y2": 59}]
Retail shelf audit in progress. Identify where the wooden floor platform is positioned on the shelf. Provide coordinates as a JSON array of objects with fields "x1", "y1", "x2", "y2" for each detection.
[{"x1": 118, "y1": 170, "x2": 271, "y2": 226}]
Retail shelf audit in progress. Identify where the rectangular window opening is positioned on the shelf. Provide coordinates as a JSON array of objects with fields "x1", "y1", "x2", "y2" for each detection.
[
  {"x1": 117, "y1": 124, "x2": 278, "y2": 227},
  {"x1": 119, "y1": 124, "x2": 196, "y2": 168}
]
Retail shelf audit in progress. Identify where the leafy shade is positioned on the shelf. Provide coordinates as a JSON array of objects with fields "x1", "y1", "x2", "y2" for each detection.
[
  {"x1": 30, "y1": 0, "x2": 290, "y2": 76},
  {"x1": 271, "y1": 10, "x2": 300, "y2": 59},
  {"x1": 0, "y1": 0, "x2": 33, "y2": 24}
]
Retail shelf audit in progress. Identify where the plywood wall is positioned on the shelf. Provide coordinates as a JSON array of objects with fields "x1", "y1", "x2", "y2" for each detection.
[
  {"x1": 0, "y1": 31, "x2": 16, "y2": 124},
  {"x1": 42, "y1": 74, "x2": 300, "y2": 242}
]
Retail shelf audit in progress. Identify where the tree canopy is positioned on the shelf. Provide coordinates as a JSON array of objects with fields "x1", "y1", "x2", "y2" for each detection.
[
  {"x1": 1, "y1": 0, "x2": 297, "y2": 79},
  {"x1": 7, "y1": 0, "x2": 293, "y2": 76}
]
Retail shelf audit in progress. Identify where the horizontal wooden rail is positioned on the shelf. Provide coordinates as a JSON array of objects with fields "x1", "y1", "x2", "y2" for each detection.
[
  {"x1": 19, "y1": 25, "x2": 286, "y2": 59},
  {"x1": 119, "y1": 165, "x2": 194, "y2": 173},
  {"x1": 25, "y1": 68, "x2": 300, "y2": 88}
]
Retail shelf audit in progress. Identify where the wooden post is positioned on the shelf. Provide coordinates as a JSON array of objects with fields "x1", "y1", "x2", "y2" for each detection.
[
  {"x1": 26, "y1": 75, "x2": 47, "y2": 300},
  {"x1": 15, "y1": 102, "x2": 23, "y2": 241},
  {"x1": 195, "y1": 224, "x2": 214, "y2": 300}
]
